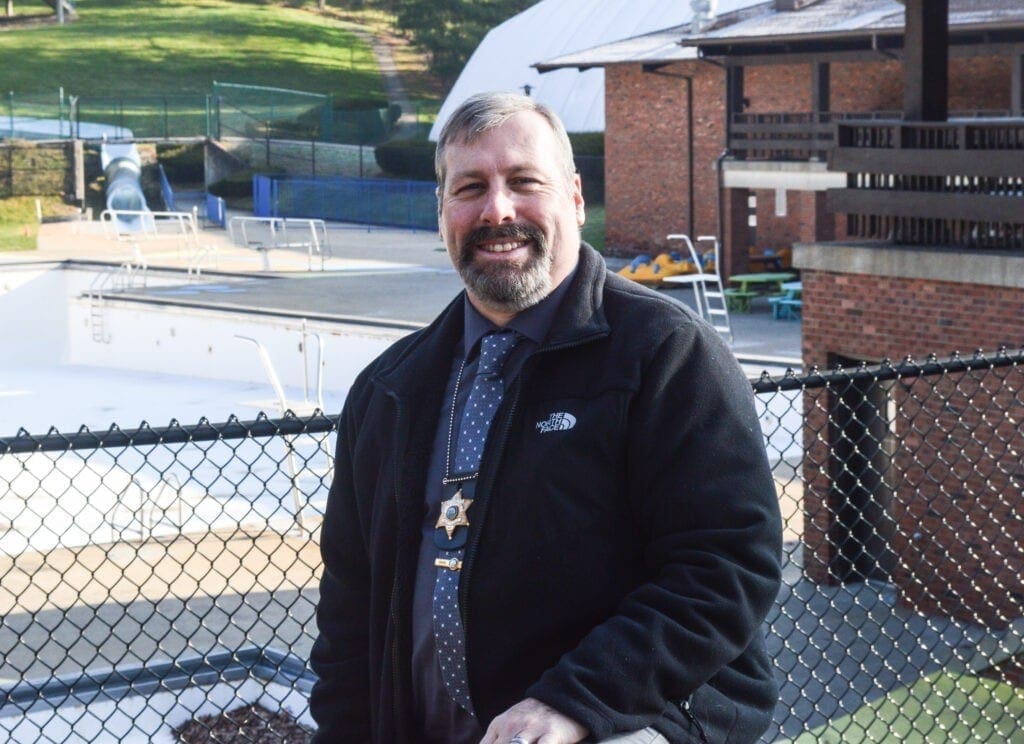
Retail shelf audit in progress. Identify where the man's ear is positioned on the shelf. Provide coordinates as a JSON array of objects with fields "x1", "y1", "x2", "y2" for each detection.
[
  {"x1": 436, "y1": 187, "x2": 443, "y2": 237},
  {"x1": 573, "y1": 174, "x2": 585, "y2": 227}
]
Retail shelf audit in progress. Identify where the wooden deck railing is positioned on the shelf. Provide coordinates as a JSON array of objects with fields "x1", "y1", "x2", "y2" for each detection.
[
  {"x1": 826, "y1": 118, "x2": 1024, "y2": 250},
  {"x1": 730, "y1": 110, "x2": 1009, "y2": 161}
]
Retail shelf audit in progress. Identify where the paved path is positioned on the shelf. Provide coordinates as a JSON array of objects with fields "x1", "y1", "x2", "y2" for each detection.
[
  {"x1": 0, "y1": 529, "x2": 320, "y2": 682},
  {"x1": 356, "y1": 27, "x2": 422, "y2": 139}
]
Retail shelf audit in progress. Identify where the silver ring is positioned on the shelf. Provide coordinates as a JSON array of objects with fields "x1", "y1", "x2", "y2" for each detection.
[{"x1": 510, "y1": 737, "x2": 529, "y2": 744}]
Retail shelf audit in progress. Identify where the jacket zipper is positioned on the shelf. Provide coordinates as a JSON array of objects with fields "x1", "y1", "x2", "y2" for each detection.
[
  {"x1": 459, "y1": 333, "x2": 604, "y2": 703},
  {"x1": 388, "y1": 393, "x2": 407, "y2": 741},
  {"x1": 679, "y1": 699, "x2": 709, "y2": 743}
]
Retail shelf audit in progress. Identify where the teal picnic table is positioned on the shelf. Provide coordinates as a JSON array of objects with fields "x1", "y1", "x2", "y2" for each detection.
[
  {"x1": 725, "y1": 272, "x2": 797, "y2": 312},
  {"x1": 769, "y1": 281, "x2": 803, "y2": 320}
]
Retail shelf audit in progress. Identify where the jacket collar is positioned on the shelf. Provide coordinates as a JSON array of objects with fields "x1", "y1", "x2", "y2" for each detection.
[{"x1": 375, "y1": 242, "x2": 610, "y2": 399}]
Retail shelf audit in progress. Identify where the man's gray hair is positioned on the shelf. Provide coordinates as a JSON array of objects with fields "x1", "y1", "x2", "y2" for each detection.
[{"x1": 434, "y1": 91, "x2": 576, "y2": 194}]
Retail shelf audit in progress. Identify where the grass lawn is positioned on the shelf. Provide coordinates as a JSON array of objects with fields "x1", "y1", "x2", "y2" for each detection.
[
  {"x1": 0, "y1": 196, "x2": 80, "y2": 251},
  {"x1": 786, "y1": 670, "x2": 1024, "y2": 743},
  {"x1": 2, "y1": 0, "x2": 385, "y2": 100}
]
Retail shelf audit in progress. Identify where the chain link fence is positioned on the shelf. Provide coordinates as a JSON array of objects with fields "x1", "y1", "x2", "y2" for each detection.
[
  {"x1": 1, "y1": 351, "x2": 1022, "y2": 742},
  {"x1": 3, "y1": 85, "x2": 411, "y2": 146}
]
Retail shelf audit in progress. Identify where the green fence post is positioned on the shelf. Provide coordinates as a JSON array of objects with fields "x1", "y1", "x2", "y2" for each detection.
[
  {"x1": 7, "y1": 91, "x2": 13, "y2": 139},
  {"x1": 325, "y1": 93, "x2": 334, "y2": 142},
  {"x1": 163, "y1": 96, "x2": 169, "y2": 140},
  {"x1": 205, "y1": 94, "x2": 212, "y2": 138}
]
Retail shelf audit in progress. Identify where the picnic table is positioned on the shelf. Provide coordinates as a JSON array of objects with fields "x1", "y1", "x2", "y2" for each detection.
[
  {"x1": 769, "y1": 281, "x2": 803, "y2": 320},
  {"x1": 724, "y1": 272, "x2": 797, "y2": 311}
]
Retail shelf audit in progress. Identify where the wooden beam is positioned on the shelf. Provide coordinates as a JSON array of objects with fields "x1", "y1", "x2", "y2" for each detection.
[
  {"x1": 729, "y1": 136, "x2": 831, "y2": 149},
  {"x1": 903, "y1": 0, "x2": 948, "y2": 121},
  {"x1": 812, "y1": 62, "x2": 830, "y2": 114},
  {"x1": 830, "y1": 147, "x2": 1024, "y2": 179},
  {"x1": 827, "y1": 189, "x2": 1024, "y2": 223},
  {"x1": 1014, "y1": 52, "x2": 1024, "y2": 117},
  {"x1": 731, "y1": 121, "x2": 834, "y2": 135},
  {"x1": 705, "y1": 39, "x2": 1024, "y2": 68},
  {"x1": 718, "y1": 49, "x2": 895, "y2": 67}
]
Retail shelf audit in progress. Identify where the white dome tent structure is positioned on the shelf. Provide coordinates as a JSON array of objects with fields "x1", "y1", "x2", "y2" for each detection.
[{"x1": 430, "y1": 0, "x2": 760, "y2": 137}]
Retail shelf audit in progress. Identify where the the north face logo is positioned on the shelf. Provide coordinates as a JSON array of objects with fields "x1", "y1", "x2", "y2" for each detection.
[{"x1": 536, "y1": 412, "x2": 576, "y2": 433}]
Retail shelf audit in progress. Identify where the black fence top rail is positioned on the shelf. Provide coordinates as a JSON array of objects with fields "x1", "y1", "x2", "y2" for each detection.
[
  {"x1": 2, "y1": 350, "x2": 1021, "y2": 454},
  {"x1": 0, "y1": 411, "x2": 339, "y2": 455},
  {"x1": 750, "y1": 348, "x2": 1024, "y2": 394}
]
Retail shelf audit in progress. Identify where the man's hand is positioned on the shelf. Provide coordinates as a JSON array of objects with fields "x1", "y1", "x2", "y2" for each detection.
[{"x1": 480, "y1": 697, "x2": 589, "y2": 744}]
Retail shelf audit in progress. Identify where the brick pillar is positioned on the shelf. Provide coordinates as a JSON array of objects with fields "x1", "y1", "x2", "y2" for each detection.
[
  {"x1": 813, "y1": 191, "x2": 835, "y2": 242},
  {"x1": 721, "y1": 186, "x2": 749, "y2": 281}
]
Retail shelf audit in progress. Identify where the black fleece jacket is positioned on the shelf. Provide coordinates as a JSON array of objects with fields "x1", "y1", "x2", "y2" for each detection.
[{"x1": 310, "y1": 244, "x2": 782, "y2": 743}]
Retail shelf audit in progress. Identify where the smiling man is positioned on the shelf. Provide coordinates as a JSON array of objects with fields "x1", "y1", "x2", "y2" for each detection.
[{"x1": 310, "y1": 92, "x2": 783, "y2": 744}]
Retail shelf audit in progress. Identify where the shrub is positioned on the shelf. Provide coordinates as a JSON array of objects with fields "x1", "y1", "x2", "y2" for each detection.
[
  {"x1": 374, "y1": 138, "x2": 437, "y2": 181},
  {"x1": 333, "y1": 95, "x2": 389, "y2": 110},
  {"x1": 568, "y1": 131, "x2": 604, "y2": 156},
  {"x1": 156, "y1": 143, "x2": 205, "y2": 183},
  {"x1": 331, "y1": 108, "x2": 389, "y2": 145},
  {"x1": 386, "y1": 103, "x2": 403, "y2": 126},
  {"x1": 569, "y1": 132, "x2": 605, "y2": 204}
]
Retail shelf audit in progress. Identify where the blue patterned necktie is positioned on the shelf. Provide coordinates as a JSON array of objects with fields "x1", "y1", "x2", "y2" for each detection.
[{"x1": 433, "y1": 329, "x2": 519, "y2": 714}]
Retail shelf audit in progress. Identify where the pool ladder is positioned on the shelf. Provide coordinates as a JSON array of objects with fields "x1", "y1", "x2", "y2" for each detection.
[
  {"x1": 87, "y1": 247, "x2": 149, "y2": 344},
  {"x1": 235, "y1": 320, "x2": 333, "y2": 534},
  {"x1": 666, "y1": 234, "x2": 733, "y2": 344}
]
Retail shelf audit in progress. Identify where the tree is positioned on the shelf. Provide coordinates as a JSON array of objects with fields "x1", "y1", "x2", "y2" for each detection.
[{"x1": 393, "y1": 0, "x2": 534, "y2": 85}]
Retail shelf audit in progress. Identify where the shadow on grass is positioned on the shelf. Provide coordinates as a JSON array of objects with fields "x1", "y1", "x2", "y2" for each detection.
[
  {"x1": 2, "y1": 0, "x2": 385, "y2": 99},
  {"x1": 785, "y1": 670, "x2": 1024, "y2": 743}
]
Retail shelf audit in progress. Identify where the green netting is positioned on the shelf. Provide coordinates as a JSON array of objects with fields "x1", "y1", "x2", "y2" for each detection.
[
  {"x1": 73, "y1": 95, "x2": 211, "y2": 139},
  {"x1": 2, "y1": 92, "x2": 73, "y2": 141},
  {"x1": 213, "y1": 82, "x2": 331, "y2": 142},
  {"x1": 7, "y1": 85, "x2": 401, "y2": 144}
]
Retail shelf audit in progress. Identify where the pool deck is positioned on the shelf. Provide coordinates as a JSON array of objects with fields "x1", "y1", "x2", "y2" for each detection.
[{"x1": 19, "y1": 217, "x2": 803, "y2": 368}]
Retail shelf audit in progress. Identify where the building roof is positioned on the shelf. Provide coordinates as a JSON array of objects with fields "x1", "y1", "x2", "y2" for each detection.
[
  {"x1": 535, "y1": 23, "x2": 699, "y2": 72},
  {"x1": 430, "y1": 0, "x2": 763, "y2": 137},
  {"x1": 537, "y1": 0, "x2": 1024, "y2": 71}
]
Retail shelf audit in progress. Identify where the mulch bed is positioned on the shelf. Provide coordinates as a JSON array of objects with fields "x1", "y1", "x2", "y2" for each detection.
[{"x1": 172, "y1": 703, "x2": 313, "y2": 743}]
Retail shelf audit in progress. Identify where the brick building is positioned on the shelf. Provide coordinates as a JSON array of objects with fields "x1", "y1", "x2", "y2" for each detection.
[{"x1": 540, "y1": 0, "x2": 1024, "y2": 631}]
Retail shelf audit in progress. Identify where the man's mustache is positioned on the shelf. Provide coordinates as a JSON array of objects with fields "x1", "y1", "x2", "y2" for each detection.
[{"x1": 459, "y1": 224, "x2": 545, "y2": 259}]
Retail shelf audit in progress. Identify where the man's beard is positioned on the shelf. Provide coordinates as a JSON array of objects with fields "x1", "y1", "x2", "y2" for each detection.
[{"x1": 457, "y1": 224, "x2": 552, "y2": 313}]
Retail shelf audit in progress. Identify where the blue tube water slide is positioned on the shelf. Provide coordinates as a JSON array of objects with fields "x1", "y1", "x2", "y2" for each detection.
[{"x1": 100, "y1": 142, "x2": 150, "y2": 232}]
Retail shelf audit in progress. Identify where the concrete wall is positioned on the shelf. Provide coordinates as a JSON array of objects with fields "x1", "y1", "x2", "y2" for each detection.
[{"x1": 204, "y1": 139, "x2": 248, "y2": 189}]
